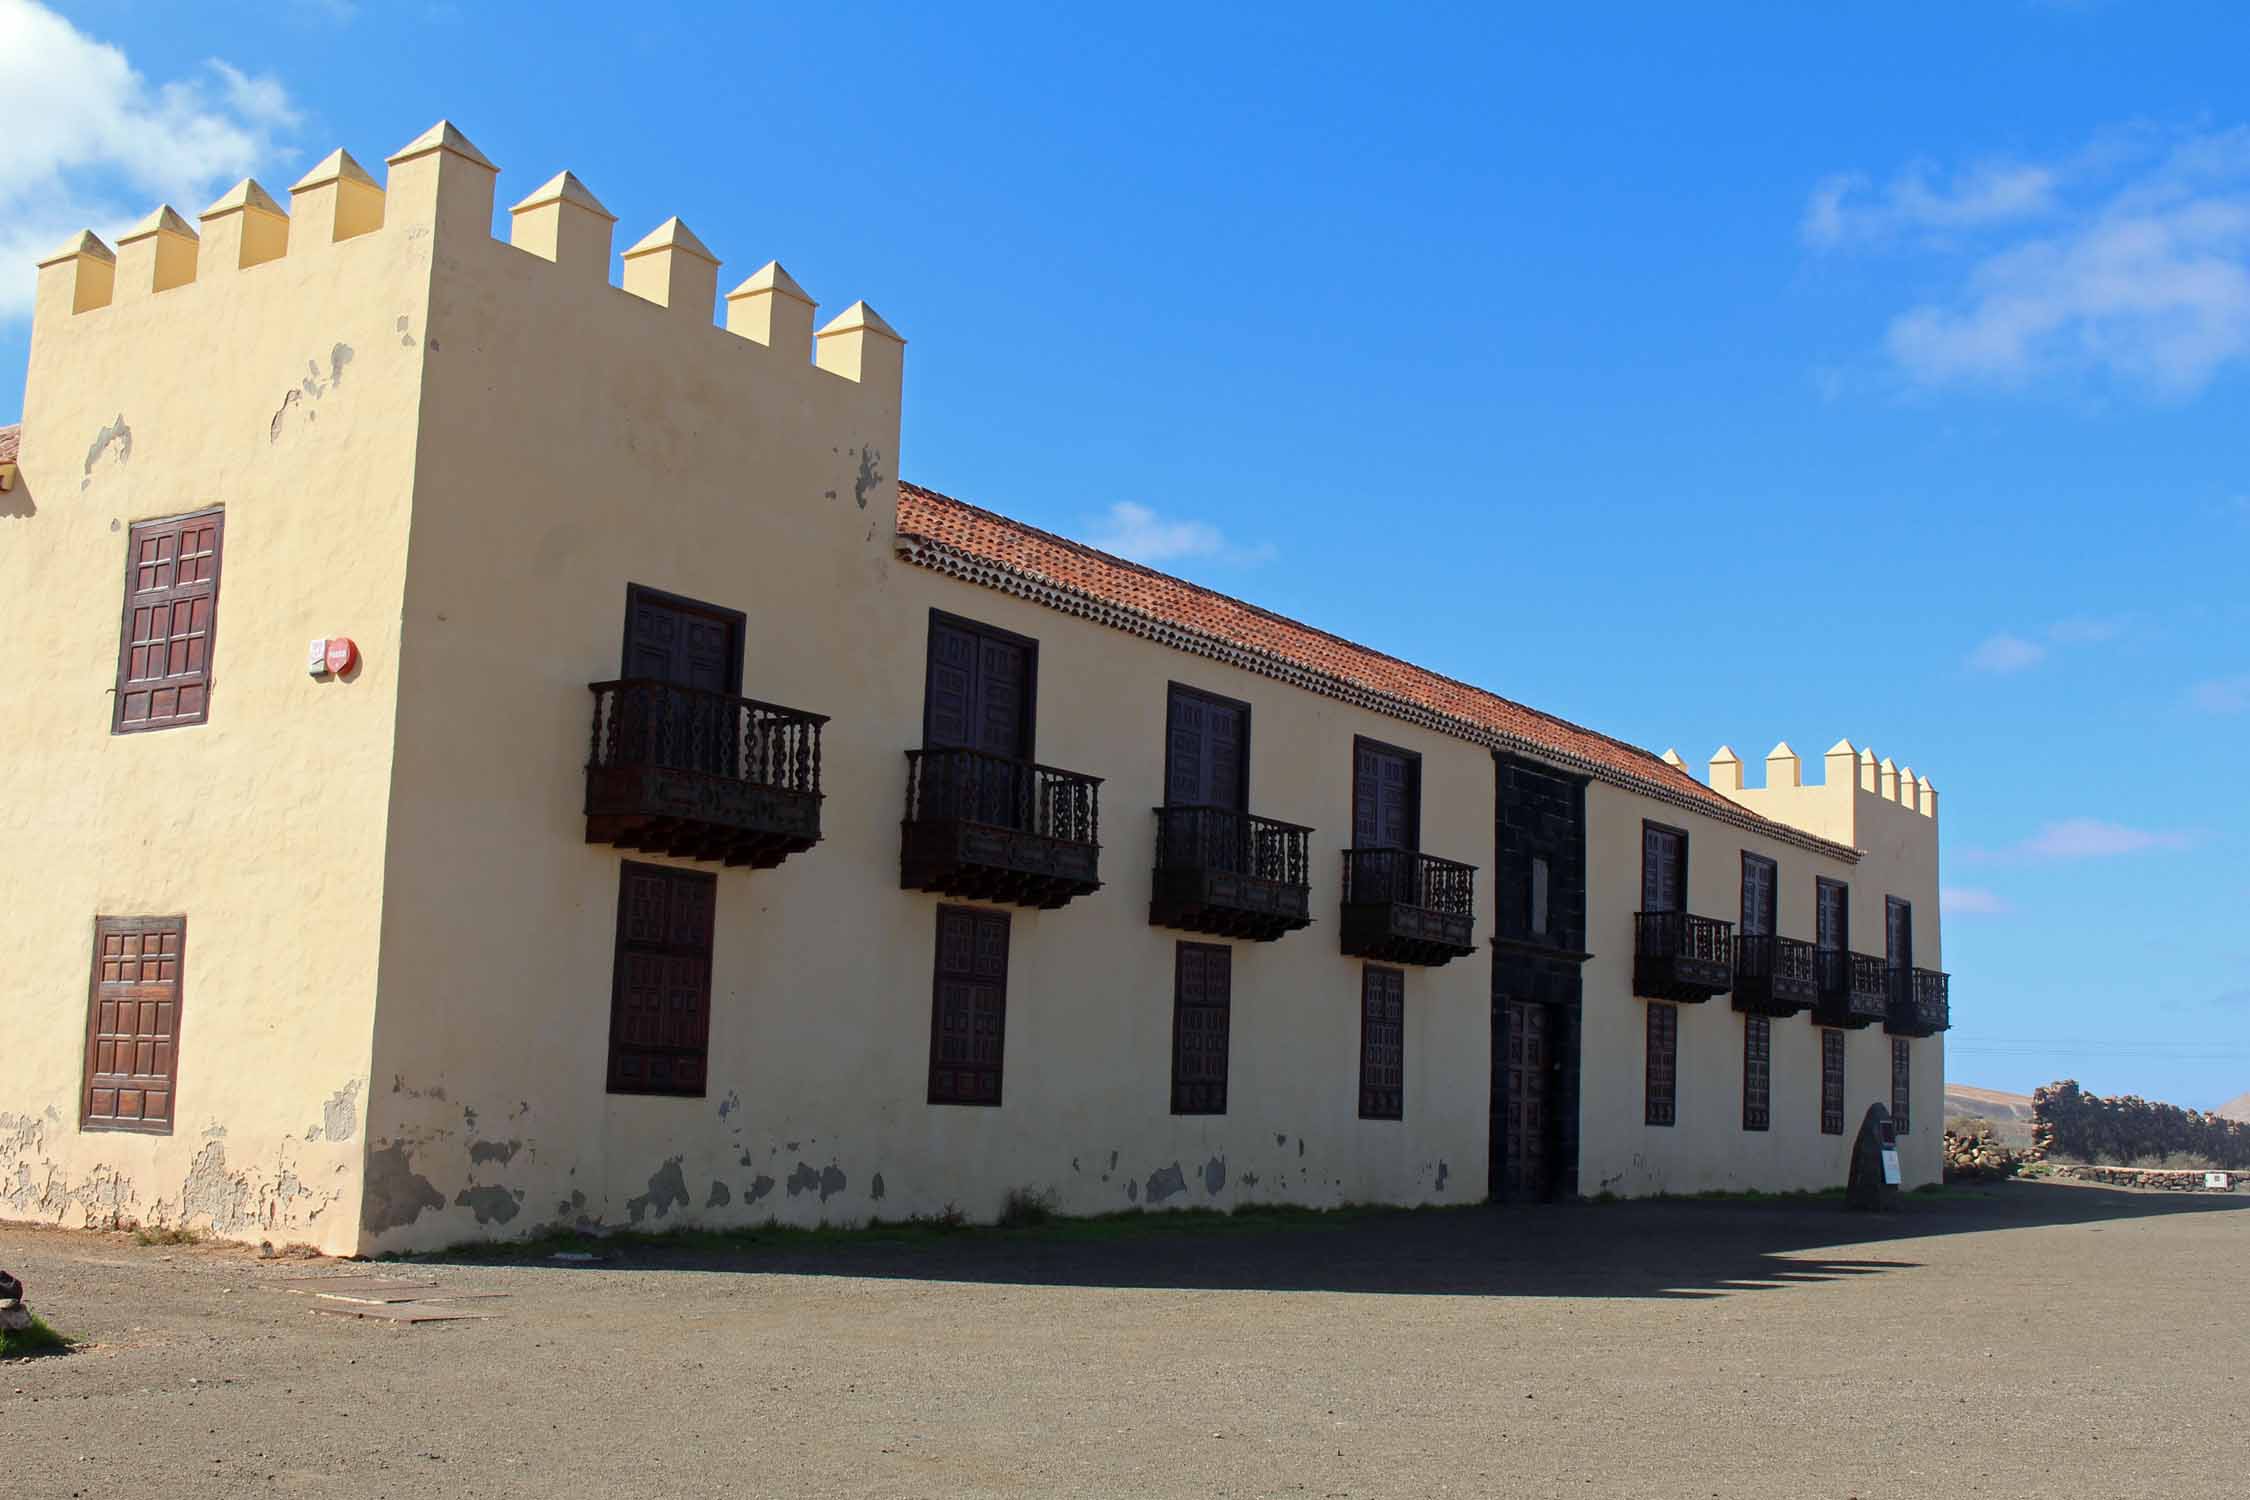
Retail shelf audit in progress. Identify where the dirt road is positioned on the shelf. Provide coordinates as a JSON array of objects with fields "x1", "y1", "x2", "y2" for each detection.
[{"x1": 4, "y1": 1182, "x2": 2244, "y2": 1498}]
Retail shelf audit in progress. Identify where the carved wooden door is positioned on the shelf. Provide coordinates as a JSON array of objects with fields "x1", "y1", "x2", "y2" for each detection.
[
  {"x1": 1353, "y1": 743, "x2": 1419, "y2": 901},
  {"x1": 925, "y1": 620, "x2": 1033, "y2": 827},
  {"x1": 622, "y1": 591, "x2": 740, "y2": 775},
  {"x1": 1501, "y1": 999, "x2": 1550, "y2": 1199}
]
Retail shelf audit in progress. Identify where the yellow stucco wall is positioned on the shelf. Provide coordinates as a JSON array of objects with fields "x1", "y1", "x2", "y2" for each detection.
[{"x1": 0, "y1": 158, "x2": 444, "y2": 1252}]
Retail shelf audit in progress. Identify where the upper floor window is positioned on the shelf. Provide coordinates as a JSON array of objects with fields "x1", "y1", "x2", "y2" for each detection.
[
  {"x1": 1815, "y1": 877, "x2": 1849, "y2": 953},
  {"x1": 1351, "y1": 738, "x2": 1421, "y2": 853},
  {"x1": 1641, "y1": 823, "x2": 1686, "y2": 913},
  {"x1": 1740, "y1": 853, "x2": 1777, "y2": 937},
  {"x1": 114, "y1": 509, "x2": 223, "y2": 733},
  {"x1": 924, "y1": 611, "x2": 1036, "y2": 759},
  {"x1": 1886, "y1": 896, "x2": 1914, "y2": 971},
  {"x1": 1164, "y1": 684, "x2": 1249, "y2": 812}
]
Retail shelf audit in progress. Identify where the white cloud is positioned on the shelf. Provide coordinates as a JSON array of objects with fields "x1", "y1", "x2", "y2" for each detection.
[
  {"x1": 1940, "y1": 886, "x2": 2012, "y2": 917},
  {"x1": 2190, "y1": 674, "x2": 2250, "y2": 713},
  {"x1": 0, "y1": 0, "x2": 301, "y2": 319},
  {"x1": 1084, "y1": 501, "x2": 1276, "y2": 568},
  {"x1": 2046, "y1": 614, "x2": 2129, "y2": 645},
  {"x1": 1966, "y1": 633, "x2": 2046, "y2": 673},
  {"x1": 1807, "y1": 127, "x2": 2250, "y2": 394},
  {"x1": 1966, "y1": 817, "x2": 2198, "y2": 864},
  {"x1": 1802, "y1": 161, "x2": 2060, "y2": 249}
]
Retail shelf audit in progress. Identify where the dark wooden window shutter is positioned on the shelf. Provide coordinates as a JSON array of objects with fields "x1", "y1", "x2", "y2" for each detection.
[
  {"x1": 1170, "y1": 942, "x2": 1232, "y2": 1115},
  {"x1": 1891, "y1": 1038, "x2": 1912, "y2": 1136},
  {"x1": 929, "y1": 905, "x2": 1009, "y2": 1106},
  {"x1": 1740, "y1": 854, "x2": 1777, "y2": 937},
  {"x1": 113, "y1": 509, "x2": 223, "y2": 733},
  {"x1": 83, "y1": 916, "x2": 186, "y2": 1133},
  {"x1": 1358, "y1": 966, "x2": 1405, "y2": 1120},
  {"x1": 1742, "y1": 1014, "x2": 1771, "y2": 1132},
  {"x1": 1644, "y1": 1002, "x2": 1678, "y2": 1127},
  {"x1": 606, "y1": 862, "x2": 717, "y2": 1097},
  {"x1": 1821, "y1": 1029, "x2": 1847, "y2": 1135}
]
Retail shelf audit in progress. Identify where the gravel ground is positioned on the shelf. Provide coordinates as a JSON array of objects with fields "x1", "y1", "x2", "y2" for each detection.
[{"x1": 3, "y1": 1180, "x2": 2245, "y2": 1499}]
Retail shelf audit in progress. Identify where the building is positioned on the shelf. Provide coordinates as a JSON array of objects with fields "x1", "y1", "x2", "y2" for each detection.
[{"x1": 0, "y1": 123, "x2": 1948, "y2": 1256}]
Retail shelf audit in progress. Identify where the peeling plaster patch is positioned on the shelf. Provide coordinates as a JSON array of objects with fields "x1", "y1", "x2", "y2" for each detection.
[
  {"x1": 1126, "y1": 1179, "x2": 1139, "y2": 1203},
  {"x1": 71, "y1": 1166, "x2": 137, "y2": 1226},
  {"x1": 717, "y1": 1090, "x2": 740, "y2": 1120},
  {"x1": 83, "y1": 415, "x2": 132, "y2": 483},
  {"x1": 1297, "y1": 1138, "x2": 1305, "y2": 1158},
  {"x1": 322, "y1": 1080, "x2": 363, "y2": 1142},
  {"x1": 786, "y1": 1162, "x2": 819, "y2": 1198},
  {"x1": 870, "y1": 1173, "x2": 885, "y2": 1201},
  {"x1": 1436, "y1": 1161, "x2": 1450, "y2": 1192},
  {"x1": 397, "y1": 315, "x2": 415, "y2": 347},
  {"x1": 1275, "y1": 1133, "x2": 1288, "y2": 1148},
  {"x1": 455, "y1": 1185, "x2": 522, "y2": 1225},
  {"x1": 1202, "y1": 1156, "x2": 1227, "y2": 1196},
  {"x1": 1241, "y1": 1172, "x2": 1261, "y2": 1188},
  {"x1": 463, "y1": 1107, "x2": 478, "y2": 1131},
  {"x1": 181, "y1": 1142, "x2": 257, "y2": 1231},
  {"x1": 819, "y1": 1165, "x2": 845, "y2": 1203},
  {"x1": 1072, "y1": 1157, "x2": 1081, "y2": 1174},
  {"x1": 1107, "y1": 1150, "x2": 1119, "y2": 1173},
  {"x1": 1146, "y1": 1163, "x2": 1187, "y2": 1203},
  {"x1": 362, "y1": 1143, "x2": 447, "y2": 1232},
  {"x1": 785, "y1": 1140, "x2": 801, "y2": 1151},
  {"x1": 853, "y1": 446, "x2": 883, "y2": 510},
  {"x1": 268, "y1": 388, "x2": 301, "y2": 443},
  {"x1": 747, "y1": 1174, "x2": 776, "y2": 1203},
  {"x1": 627, "y1": 1157, "x2": 689, "y2": 1225},
  {"x1": 738, "y1": 1151, "x2": 756, "y2": 1167},
  {"x1": 468, "y1": 1139, "x2": 520, "y2": 1167},
  {"x1": 706, "y1": 1180, "x2": 731, "y2": 1209},
  {"x1": 202, "y1": 1122, "x2": 227, "y2": 1140},
  {"x1": 329, "y1": 342, "x2": 354, "y2": 388}
]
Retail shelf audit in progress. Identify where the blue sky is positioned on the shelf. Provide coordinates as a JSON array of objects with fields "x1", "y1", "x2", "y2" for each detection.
[{"x1": 6, "y1": 1, "x2": 2248, "y2": 1106}]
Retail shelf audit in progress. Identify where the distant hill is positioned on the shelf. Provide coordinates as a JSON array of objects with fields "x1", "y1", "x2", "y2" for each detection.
[
  {"x1": 2220, "y1": 1094, "x2": 2250, "y2": 1124},
  {"x1": 1946, "y1": 1084, "x2": 2036, "y2": 1148}
]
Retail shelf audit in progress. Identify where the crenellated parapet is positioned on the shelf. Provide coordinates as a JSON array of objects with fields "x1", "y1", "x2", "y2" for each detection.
[
  {"x1": 1697, "y1": 735, "x2": 1937, "y2": 850},
  {"x1": 28, "y1": 118, "x2": 906, "y2": 408}
]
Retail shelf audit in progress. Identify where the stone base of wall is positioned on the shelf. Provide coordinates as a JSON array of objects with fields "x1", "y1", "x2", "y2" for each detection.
[{"x1": 2047, "y1": 1164, "x2": 2239, "y2": 1192}]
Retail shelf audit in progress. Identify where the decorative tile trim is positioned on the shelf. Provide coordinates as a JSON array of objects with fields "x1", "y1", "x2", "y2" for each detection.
[{"x1": 898, "y1": 533, "x2": 1861, "y2": 863}]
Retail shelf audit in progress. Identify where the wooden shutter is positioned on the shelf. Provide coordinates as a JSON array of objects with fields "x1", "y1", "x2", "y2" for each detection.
[
  {"x1": 1641, "y1": 825, "x2": 1684, "y2": 913},
  {"x1": 1885, "y1": 897, "x2": 1913, "y2": 970},
  {"x1": 606, "y1": 862, "x2": 717, "y2": 1097},
  {"x1": 1358, "y1": 966, "x2": 1405, "y2": 1120},
  {"x1": 1352, "y1": 741, "x2": 1418, "y2": 851},
  {"x1": 114, "y1": 510, "x2": 223, "y2": 733},
  {"x1": 1821, "y1": 1029, "x2": 1846, "y2": 1135},
  {"x1": 1740, "y1": 855, "x2": 1776, "y2": 937},
  {"x1": 1170, "y1": 942, "x2": 1232, "y2": 1115},
  {"x1": 1644, "y1": 1002, "x2": 1677, "y2": 1127},
  {"x1": 1816, "y1": 879, "x2": 1848, "y2": 952},
  {"x1": 83, "y1": 916, "x2": 186, "y2": 1133},
  {"x1": 1742, "y1": 1014, "x2": 1771, "y2": 1132},
  {"x1": 928, "y1": 906, "x2": 1009, "y2": 1105},
  {"x1": 1891, "y1": 1038, "x2": 1912, "y2": 1135},
  {"x1": 1165, "y1": 687, "x2": 1249, "y2": 810},
  {"x1": 924, "y1": 615, "x2": 1034, "y2": 758}
]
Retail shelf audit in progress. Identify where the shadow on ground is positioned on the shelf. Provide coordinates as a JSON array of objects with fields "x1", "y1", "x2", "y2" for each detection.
[{"x1": 412, "y1": 1180, "x2": 2250, "y2": 1302}]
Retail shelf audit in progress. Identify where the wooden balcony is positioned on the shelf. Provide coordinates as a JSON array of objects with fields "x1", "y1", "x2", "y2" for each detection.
[
  {"x1": 1633, "y1": 912, "x2": 1734, "y2": 1003},
  {"x1": 1887, "y1": 966, "x2": 1952, "y2": 1037},
  {"x1": 1339, "y1": 849, "x2": 1477, "y2": 967},
  {"x1": 585, "y1": 679, "x2": 825, "y2": 869},
  {"x1": 1149, "y1": 806, "x2": 1314, "y2": 942},
  {"x1": 1733, "y1": 934, "x2": 1818, "y2": 1018},
  {"x1": 1811, "y1": 949, "x2": 1889, "y2": 1029},
  {"x1": 901, "y1": 747, "x2": 1102, "y2": 910}
]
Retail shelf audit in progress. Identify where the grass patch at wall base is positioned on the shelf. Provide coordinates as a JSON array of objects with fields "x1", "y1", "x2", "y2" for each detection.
[{"x1": 1, "y1": 1314, "x2": 73, "y2": 1360}]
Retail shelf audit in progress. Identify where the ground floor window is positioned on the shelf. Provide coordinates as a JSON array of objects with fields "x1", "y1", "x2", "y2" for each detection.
[
  {"x1": 607, "y1": 862, "x2": 716, "y2": 1096},
  {"x1": 1645, "y1": 1002, "x2": 1678, "y2": 1127},
  {"x1": 1820, "y1": 1028, "x2": 1846, "y2": 1135},
  {"x1": 83, "y1": 915, "x2": 186, "y2": 1133},
  {"x1": 1171, "y1": 942, "x2": 1231, "y2": 1115},
  {"x1": 1742, "y1": 1014, "x2": 1771, "y2": 1132},
  {"x1": 1891, "y1": 1037, "x2": 1911, "y2": 1135},
  {"x1": 1359, "y1": 966, "x2": 1404, "y2": 1120},
  {"x1": 929, "y1": 905, "x2": 1010, "y2": 1106}
]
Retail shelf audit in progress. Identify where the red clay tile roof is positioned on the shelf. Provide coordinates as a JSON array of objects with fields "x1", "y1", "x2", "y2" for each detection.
[
  {"x1": 0, "y1": 423, "x2": 18, "y2": 466},
  {"x1": 895, "y1": 480, "x2": 1857, "y2": 858}
]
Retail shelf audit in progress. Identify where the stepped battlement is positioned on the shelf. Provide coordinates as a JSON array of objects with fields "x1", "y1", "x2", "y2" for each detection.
[
  {"x1": 31, "y1": 120, "x2": 904, "y2": 406},
  {"x1": 1673, "y1": 737, "x2": 1936, "y2": 851}
]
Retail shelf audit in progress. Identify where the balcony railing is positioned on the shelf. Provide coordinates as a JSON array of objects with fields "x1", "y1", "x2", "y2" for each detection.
[
  {"x1": 585, "y1": 679, "x2": 826, "y2": 869},
  {"x1": 1733, "y1": 933, "x2": 1819, "y2": 1017},
  {"x1": 1633, "y1": 911, "x2": 1734, "y2": 1002},
  {"x1": 901, "y1": 746, "x2": 1102, "y2": 909},
  {"x1": 1887, "y1": 965, "x2": 1951, "y2": 1037},
  {"x1": 1339, "y1": 848, "x2": 1477, "y2": 966},
  {"x1": 1150, "y1": 805, "x2": 1314, "y2": 942},
  {"x1": 1811, "y1": 948, "x2": 1889, "y2": 1029}
]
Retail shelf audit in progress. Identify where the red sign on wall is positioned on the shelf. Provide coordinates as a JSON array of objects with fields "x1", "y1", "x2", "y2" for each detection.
[{"x1": 324, "y1": 637, "x2": 358, "y2": 675}]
